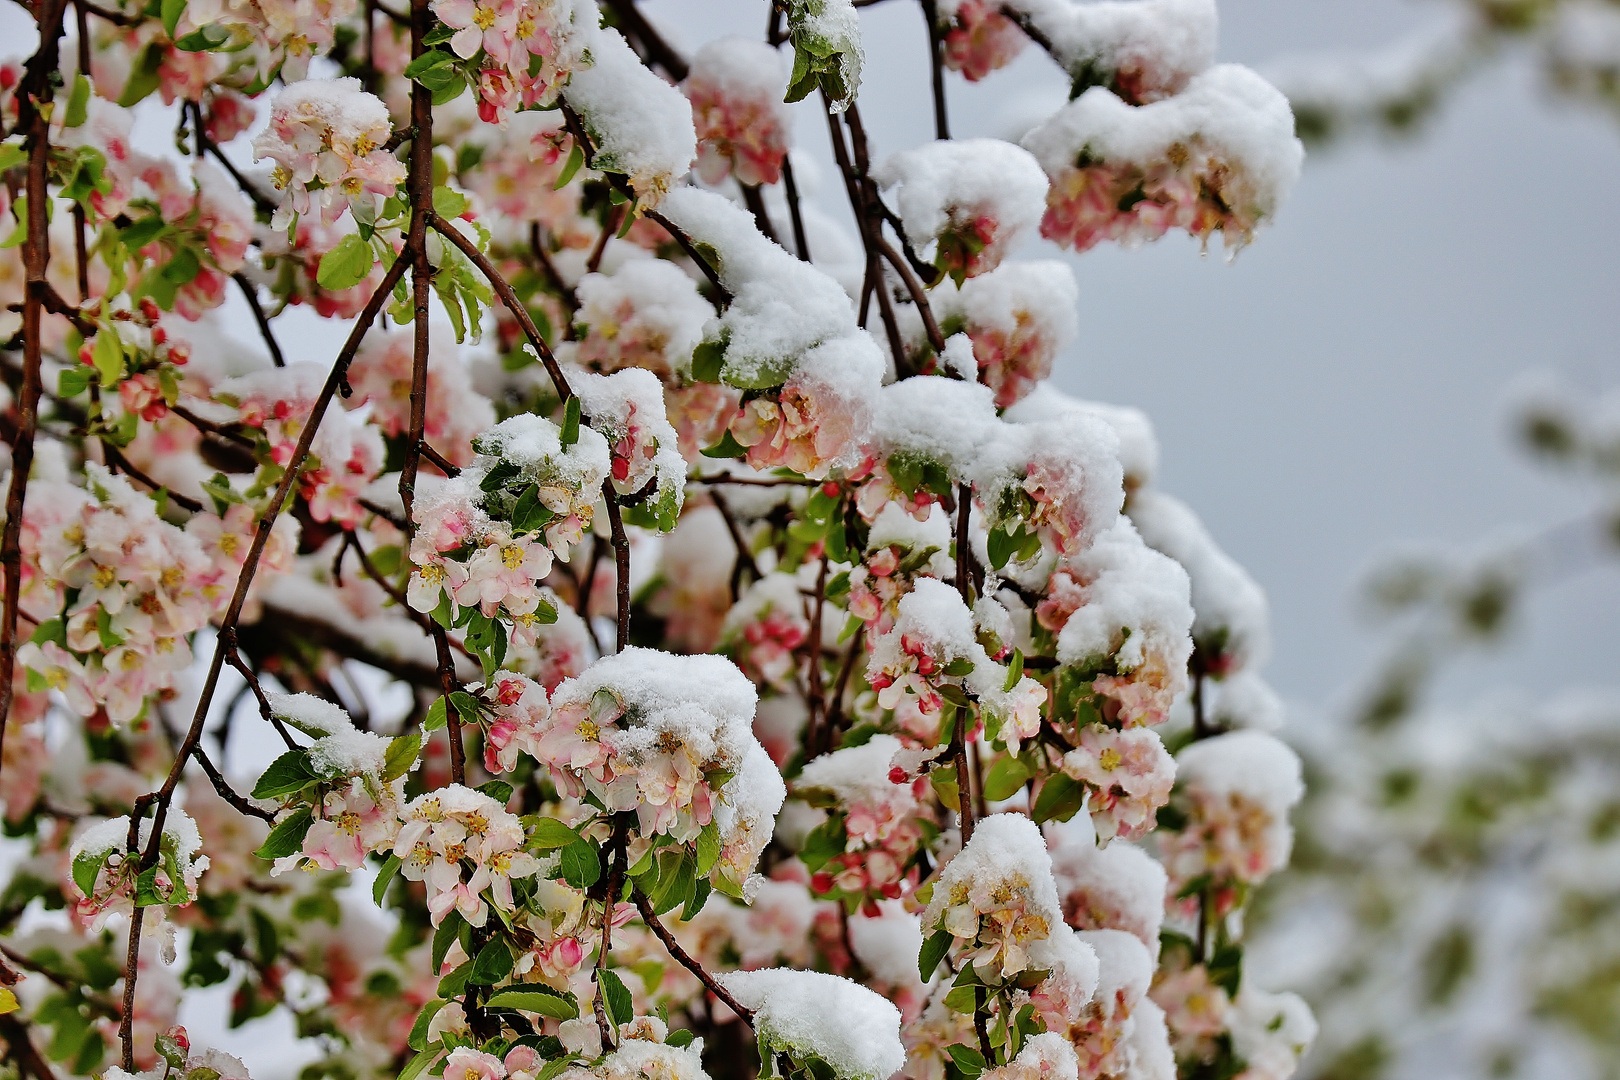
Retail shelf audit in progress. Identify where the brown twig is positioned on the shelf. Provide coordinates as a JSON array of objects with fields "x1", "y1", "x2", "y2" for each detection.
[
  {"x1": 193, "y1": 745, "x2": 275, "y2": 821},
  {"x1": 233, "y1": 272, "x2": 286, "y2": 367},
  {"x1": 633, "y1": 890, "x2": 756, "y2": 1028},
  {"x1": 603, "y1": 483, "x2": 631, "y2": 652},
  {"x1": 709, "y1": 490, "x2": 759, "y2": 601}
]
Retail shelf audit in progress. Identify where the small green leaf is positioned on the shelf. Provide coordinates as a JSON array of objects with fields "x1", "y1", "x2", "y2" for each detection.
[
  {"x1": 253, "y1": 807, "x2": 313, "y2": 861},
  {"x1": 1031, "y1": 773, "x2": 1084, "y2": 825},
  {"x1": 64, "y1": 73, "x2": 91, "y2": 128},
  {"x1": 316, "y1": 234, "x2": 375, "y2": 291},
  {"x1": 527, "y1": 817, "x2": 583, "y2": 850},
  {"x1": 423, "y1": 696, "x2": 448, "y2": 732},
  {"x1": 598, "y1": 968, "x2": 633, "y2": 1030},
  {"x1": 91, "y1": 331, "x2": 124, "y2": 389},
  {"x1": 945, "y1": 1043, "x2": 987, "y2": 1078},
  {"x1": 559, "y1": 839, "x2": 601, "y2": 890},
  {"x1": 432, "y1": 185, "x2": 468, "y2": 220},
  {"x1": 690, "y1": 338, "x2": 725, "y2": 383},
  {"x1": 399, "y1": 1047, "x2": 444, "y2": 1080},
  {"x1": 982, "y1": 755, "x2": 1032, "y2": 803},
  {"x1": 403, "y1": 48, "x2": 456, "y2": 80},
  {"x1": 485, "y1": 988, "x2": 580, "y2": 1019},
  {"x1": 431, "y1": 911, "x2": 464, "y2": 972},
  {"x1": 437, "y1": 959, "x2": 473, "y2": 998},
  {"x1": 406, "y1": 999, "x2": 446, "y2": 1052},
  {"x1": 695, "y1": 823, "x2": 721, "y2": 878},
  {"x1": 700, "y1": 429, "x2": 747, "y2": 460},
  {"x1": 469, "y1": 939, "x2": 514, "y2": 985},
  {"x1": 1003, "y1": 650, "x2": 1024, "y2": 692},
  {"x1": 553, "y1": 142, "x2": 585, "y2": 190},
  {"x1": 383, "y1": 734, "x2": 422, "y2": 782},
  {"x1": 560, "y1": 396, "x2": 581, "y2": 449},
  {"x1": 251, "y1": 749, "x2": 316, "y2": 800},
  {"x1": 919, "y1": 928, "x2": 953, "y2": 982},
  {"x1": 372, "y1": 853, "x2": 402, "y2": 905}
]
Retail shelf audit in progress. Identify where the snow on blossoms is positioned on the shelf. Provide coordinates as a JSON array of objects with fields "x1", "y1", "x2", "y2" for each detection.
[
  {"x1": 873, "y1": 139, "x2": 1048, "y2": 284},
  {"x1": 573, "y1": 366, "x2": 688, "y2": 524},
  {"x1": 16, "y1": 465, "x2": 218, "y2": 725},
  {"x1": 869, "y1": 579, "x2": 1048, "y2": 752},
  {"x1": 1158, "y1": 730, "x2": 1303, "y2": 915},
  {"x1": 565, "y1": 26, "x2": 697, "y2": 206},
  {"x1": 922, "y1": 260, "x2": 1080, "y2": 408},
  {"x1": 922, "y1": 813, "x2": 1100, "y2": 1009},
  {"x1": 69, "y1": 810, "x2": 208, "y2": 950},
  {"x1": 573, "y1": 259, "x2": 712, "y2": 382},
  {"x1": 535, "y1": 649, "x2": 784, "y2": 889},
  {"x1": 253, "y1": 78, "x2": 405, "y2": 230},
  {"x1": 657, "y1": 186, "x2": 884, "y2": 478},
  {"x1": 684, "y1": 37, "x2": 792, "y2": 187},
  {"x1": 257, "y1": 693, "x2": 407, "y2": 876},
  {"x1": 1002, "y1": 0, "x2": 1218, "y2": 103},
  {"x1": 1022, "y1": 64, "x2": 1303, "y2": 254},
  {"x1": 796, "y1": 734, "x2": 936, "y2": 908},
  {"x1": 214, "y1": 362, "x2": 385, "y2": 529},
  {"x1": 720, "y1": 968, "x2": 906, "y2": 1080},
  {"x1": 407, "y1": 412, "x2": 610, "y2": 637}
]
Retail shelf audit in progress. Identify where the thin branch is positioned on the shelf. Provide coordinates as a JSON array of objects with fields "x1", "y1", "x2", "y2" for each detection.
[
  {"x1": 432, "y1": 215, "x2": 575, "y2": 403},
  {"x1": 919, "y1": 0, "x2": 951, "y2": 140},
  {"x1": 633, "y1": 890, "x2": 756, "y2": 1028},
  {"x1": 233, "y1": 272, "x2": 286, "y2": 367},
  {"x1": 599, "y1": 0, "x2": 689, "y2": 79},
  {"x1": 709, "y1": 490, "x2": 759, "y2": 601},
  {"x1": 193, "y1": 745, "x2": 275, "y2": 821},
  {"x1": 690, "y1": 472, "x2": 817, "y2": 488},
  {"x1": 419, "y1": 441, "x2": 461, "y2": 477},
  {"x1": 603, "y1": 483, "x2": 631, "y2": 652},
  {"x1": 101, "y1": 442, "x2": 204, "y2": 513},
  {"x1": 739, "y1": 183, "x2": 779, "y2": 245},
  {"x1": 780, "y1": 155, "x2": 812, "y2": 263}
]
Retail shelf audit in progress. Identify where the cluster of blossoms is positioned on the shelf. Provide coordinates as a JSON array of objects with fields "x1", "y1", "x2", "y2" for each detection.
[
  {"x1": 684, "y1": 38, "x2": 792, "y2": 187},
  {"x1": 347, "y1": 325, "x2": 498, "y2": 467},
  {"x1": 846, "y1": 505, "x2": 953, "y2": 634},
  {"x1": 797, "y1": 735, "x2": 935, "y2": 907},
  {"x1": 215, "y1": 363, "x2": 386, "y2": 529},
  {"x1": 396, "y1": 783, "x2": 540, "y2": 926},
  {"x1": 936, "y1": 0, "x2": 1030, "y2": 82},
  {"x1": 253, "y1": 78, "x2": 406, "y2": 229},
  {"x1": 534, "y1": 649, "x2": 781, "y2": 854},
  {"x1": 868, "y1": 580, "x2": 1047, "y2": 752},
  {"x1": 432, "y1": 0, "x2": 589, "y2": 124},
  {"x1": 177, "y1": 0, "x2": 358, "y2": 81},
  {"x1": 68, "y1": 810, "x2": 209, "y2": 948},
  {"x1": 75, "y1": 298, "x2": 193, "y2": 424},
  {"x1": 407, "y1": 413, "x2": 610, "y2": 635},
  {"x1": 572, "y1": 259, "x2": 713, "y2": 382},
  {"x1": 873, "y1": 139, "x2": 1047, "y2": 284},
  {"x1": 1023, "y1": 65, "x2": 1304, "y2": 254},
  {"x1": 721, "y1": 572, "x2": 812, "y2": 691},
  {"x1": 923, "y1": 262, "x2": 1080, "y2": 409},
  {"x1": 17, "y1": 465, "x2": 218, "y2": 724},
  {"x1": 1157, "y1": 730, "x2": 1304, "y2": 918},
  {"x1": 105, "y1": 1024, "x2": 254, "y2": 1080}
]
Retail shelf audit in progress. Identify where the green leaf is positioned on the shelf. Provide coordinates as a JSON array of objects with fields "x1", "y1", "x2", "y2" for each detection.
[
  {"x1": 431, "y1": 911, "x2": 464, "y2": 972},
  {"x1": 437, "y1": 959, "x2": 473, "y2": 998},
  {"x1": 690, "y1": 338, "x2": 725, "y2": 383},
  {"x1": 1003, "y1": 650, "x2": 1025, "y2": 692},
  {"x1": 160, "y1": 0, "x2": 187, "y2": 36},
  {"x1": 383, "y1": 734, "x2": 422, "y2": 782},
  {"x1": 598, "y1": 968, "x2": 633, "y2": 1030},
  {"x1": 695, "y1": 823, "x2": 721, "y2": 878},
  {"x1": 64, "y1": 73, "x2": 91, "y2": 128},
  {"x1": 919, "y1": 928, "x2": 953, "y2": 982},
  {"x1": 173, "y1": 23, "x2": 231, "y2": 51},
  {"x1": 72, "y1": 849, "x2": 106, "y2": 898},
  {"x1": 945, "y1": 1043, "x2": 987, "y2": 1078},
  {"x1": 449, "y1": 690, "x2": 481, "y2": 726},
  {"x1": 406, "y1": 999, "x2": 446, "y2": 1052},
  {"x1": 161, "y1": 245, "x2": 200, "y2": 285},
  {"x1": 485, "y1": 988, "x2": 580, "y2": 1019},
  {"x1": 433, "y1": 186, "x2": 469, "y2": 220},
  {"x1": 118, "y1": 43, "x2": 164, "y2": 108},
  {"x1": 982, "y1": 755, "x2": 1032, "y2": 803},
  {"x1": 0, "y1": 142, "x2": 27, "y2": 174},
  {"x1": 554, "y1": 142, "x2": 586, "y2": 189},
  {"x1": 403, "y1": 47, "x2": 456, "y2": 80},
  {"x1": 559, "y1": 839, "x2": 601, "y2": 890},
  {"x1": 423, "y1": 695, "x2": 448, "y2": 732},
  {"x1": 372, "y1": 853, "x2": 402, "y2": 905},
  {"x1": 29, "y1": 617, "x2": 66, "y2": 648},
  {"x1": 253, "y1": 807, "x2": 312, "y2": 861},
  {"x1": 1208, "y1": 943, "x2": 1244, "y2": 998},
  {"x1": 1031, "y1": 773, "x2": 1084, "y2": 825},
  {"x1": 469, "y1": 939, "x2": 514, "y2": 985},
  {"x1": 251, "y1": 749, "x2": 315, "y2": 800},
  {"x1": 700, "y1": 429, "x2": 747, "y2": 460},
  {"x1": 91, "y1": 331, "x2": 124, "y2": 389},
  {"x1": 478, "y1": 779, "x2": 514, "y2": 804},
  {"x1": 527, "y1": 817, "x2": 583, "y2": 850},
  {"x1": 398, "y1": 1047, "x2": 444, "y2": 1080},
  {"x1": 316, "y1": 234, "x2": 375, "y2": 291},
  {"x1": 987, "y1": 525, "x2": 1019, "y2": 571},
  {"x1": 560, "y1": 396, "x2": 581, "y2": 448},
  {"x1": 648, "y1": 850, "x2": 695, "y2": 916}
]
